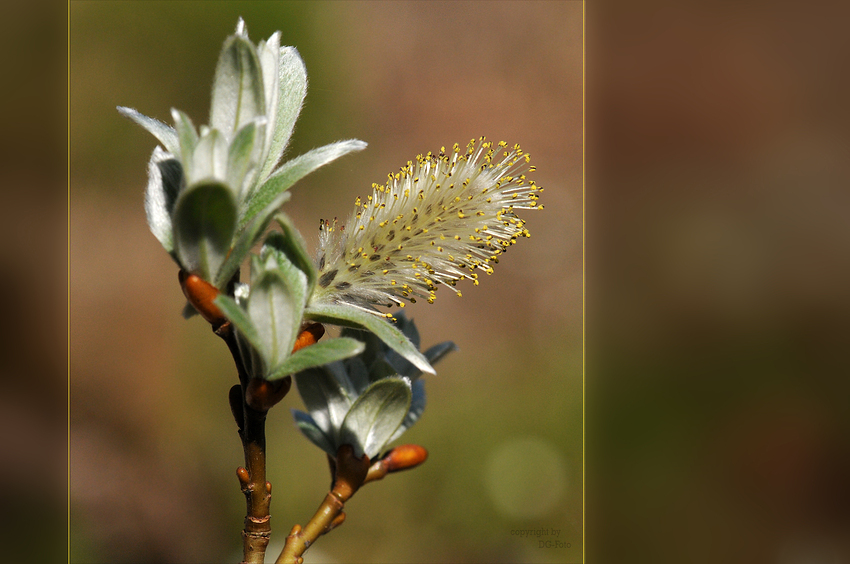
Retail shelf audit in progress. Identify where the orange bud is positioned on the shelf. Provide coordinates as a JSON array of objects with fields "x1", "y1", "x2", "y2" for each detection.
[
  {"x1": 292, "y1": 322, "x2": 325, "y2": 353},
  {"x1": 236, "y1": 466, "x2": 250, "y2": 485},
  {"x1": 383, "y1": 444, "x2": 428, "y2": 473},
  {"x1": 179, "y1": 270, "x2": 226, "y2": 327}
]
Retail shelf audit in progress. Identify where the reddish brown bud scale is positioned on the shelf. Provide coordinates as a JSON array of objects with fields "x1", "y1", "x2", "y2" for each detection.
[
  {"x1": 245, "y1": 376, "x2": 292, "y2": 412},
  {"x1": 383, "y1": 444, "x2": 428, "y2": 473},
  {"x1": 178, "y1": 270, "x2": 226, "y2": 326},
  {"x1": 331, "y1": 444, "x2": 371, "y2": 501},
  {"x1": 292, "y1": 322, "x2": 325, "y2": 353},
  {"x1": 236, "y1": 466, "x2": 250, "y2": 485},
  {"x1": 363, "y1": 459, "x2": 389, "y2": 484}
]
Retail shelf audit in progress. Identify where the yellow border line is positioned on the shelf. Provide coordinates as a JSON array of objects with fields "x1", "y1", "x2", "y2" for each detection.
[
  {"x1": 582, "y1": 1, "x2": 586, "y2": 562},
  {"x1": 60, "y1": 5, "x2": 587, "y2": 561}
]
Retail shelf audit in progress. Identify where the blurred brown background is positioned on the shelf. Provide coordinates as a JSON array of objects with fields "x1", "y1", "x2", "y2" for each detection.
[
  {"x1": 68, "y1": 2, "x2": 580, "y2": 563},
  {"x1": 12, "y1": 1, "x2": 849, "y2": 563},
  {"x1": 589, "y1": 2, "x2": 850, "y2": 564}
]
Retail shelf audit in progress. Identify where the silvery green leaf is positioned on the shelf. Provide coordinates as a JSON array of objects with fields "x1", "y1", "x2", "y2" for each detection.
[
  {"x1": 259, "y1": 232, "x2": 309, "y2": 307},
  {"x1": 304, "y1": 303, "x2": 435, "y2": 375},
  {"x1": 172, "y1": 181, "x2": 237, "y2": 280},
  {"x1": 249, "y1": 253, "x2": 264, "y2": 281},
  {"x1": 368, "y1": 358, "x2": 398, "y2": 384},
  {"x1": 384, "y1": 349, "x2": 416, "y2": 380},
  {"x1": 258, "y1": 46, "x2": 307, "y2": 182},
  {"x1": 342, "y1": 356, "x2": 370, "y2": 396},
  {"x1": 272, "y1": 213, "x2": 318, "y2": 295},
  {"x1": 295, "y1": 365, "x2": 353, "y2": 433},
  {"x1": 213, "y1": 294, "x2": 265, "y2": 356},
  {"x1": 226, "y1": 119, "x2": 262, "y2": 199},
  {"x1": 232, "y1": 327, "x2": 269, "y2": 382},
  {"x1": 339, "y1": 377, "x2": 412, "y2": 459},
  {"x1": 234, "y1": 17, "x2": 247, "y2": 37},
  {"x1": 389, "y1": 340, "x2": 457, "y2": 380},
  {"x1": 395, "y1": 314, "x2": 420, "y2": 348},
  {"x1": 247, "y1": 271, "x2": 301, "y2": 368},
  {"x1": 181, "y1": 301, "x2": 198, "y2": 319},
  {"x1": 192, "y1": 129, "x2": 229, "y2": 186},
  {"x1": 255, "y1": 32, "x2": 281, "y2": 179},
  {"x1": 340, "y1": 326, "x2": 384, "y2": 368},
  {"x1": 213, "y1": 191, "x2": 290, "y2": 289},
  {"x1": 117, "y1": 106, "x2": 179, "y2": 156},
  {"x1": 239, "y1": 332, "x2": 269, "y2": 382},
  {"x1": 257, "y1": 31, "x2": 281, "y2": 134},
  {"x1": 424, "y1": 341, "x2": 458, "y2": 366},
  {"x1": 389, "y1": 379, "x2": 426, "y2": 443},
  {"x1": 144, "y1": 147, "x2": 182, "y2": 253},
  {"x1": 170, "y1": 109, "x2": 199, "y2": 178},
  {"x1": 267, "y1": 337, "x2": 365, "y2": 381},
  {"x1": 240, "y1": 140, "x2": 367, "y2": 230},
  {"x1": 210, "y1": 34, "x2": 265, "y2": 139},
  {"x1": 293, "y1": 410, "x2": 336, "y2": 456}
]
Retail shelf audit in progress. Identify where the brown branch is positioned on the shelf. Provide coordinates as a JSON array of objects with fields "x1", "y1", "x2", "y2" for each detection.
[
  {"x1": 276, "y1": 445, "x2": 370, "y2": 564},
  {"x1": 183, "y1": 269, "x2": 310, "y2": 563},
  {"x1": 275, "y1": 444, "x2": 430, "y2": 564},
  {"x1": 236, "y1": 403, "x2": 272, "y2": 564},
  {"x1": 216, "y1": 321, "x2": 273, "y2": 564}
]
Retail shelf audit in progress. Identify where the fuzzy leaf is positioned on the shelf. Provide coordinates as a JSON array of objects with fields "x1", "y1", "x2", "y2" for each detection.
[
  {"x1": 267, "y1": 337, "x2": 365, "y2": 381},
  {"x1": 340, "y1": 326, "x2": 385, "y2": 368},
  {"x1": 170, "y1": 109, "x2": 199, "y2": 179},
  {"x1": 395, "y1": 314, "x2": 421, "y2": 348},
  {"x1": 247, "y1": 271, "x2": 301, "y2": 367},
  {"x1": 210, "y1": 34, "x2": 265, "y2": 139},
  {"x1": 272, "y1": 213, "x2": 318, "y2": 295},
  {"x1": 143, "y1": 147, "x2": 182, "y2": 253},
  {"x1": 237, "y1": 333, "x2": 268, "y2": 383},
  {"x1": 172, "y1": 181, "x2": 237, "y2": 279},
  {"x1": 117, "y1": 106, "x2": 179, "y2": 156},
  {"x1": 292, "y1": 410, "x2": 336, "y2": 456},
  {"x1": 259, "y1": 233, "x2": 309, "y2": 310},
  {"x1": 226, "y1": 119, "x2": 262, "y2": 198},
  {"x1": 295, "y1": 366, "x2": 353, "y2": 434},
  {"x1": 213, "y1": 191, "x2": 290, "y2": 289},
  {"x1": 342, "y1": 356, "x2": 370, "y2": 396},
  {"x1": 258, "y1": 46, "x2": 308, "y2": 182},
  {"x1": 339, "y1": 377, "x2": 412, "y2": 459},
  {"x1": 192, "y1": 129, "x2": 229, "y2": 186},
  {"x1": 387, "y1": 340, "x2": 457, "y2": 381},
  {"x1": 368, "y1": 358, "x2": 398, "y2": 384},
  {"x1": 181, "y1": 301, "x2": 199, "y2": 319},
  {"x1": 256, "y1": 31, "x2": 281, "y2": 152},
  {"x1": 214, "y1": 294, "x2": 264, "y2": 355},
  {"x1": 305, "y1": 303, "x2": 435, "y2": 375},
  {"x1": 240, "y1": 140, "x2": 367, "y2": 230},
  {"x1": 424, "y1": 341, "x2": 458, "y2": 366},
  {"x1": 390, "y1": 379, "x2": 426, "y2": 443}
]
